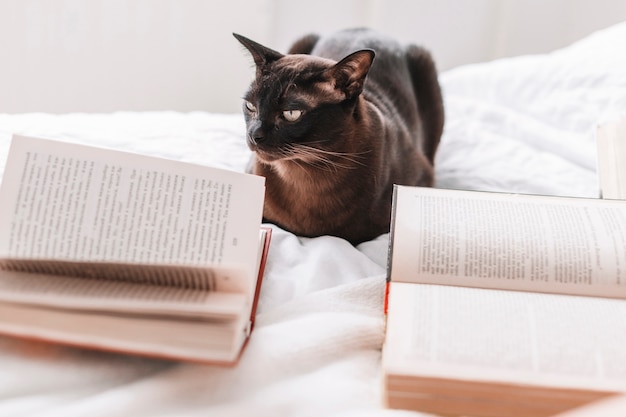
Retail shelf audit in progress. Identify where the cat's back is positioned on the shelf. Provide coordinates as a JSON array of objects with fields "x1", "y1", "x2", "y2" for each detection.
[
  {"x1": 311, "y1": 28, "x2": 411, "y2": 87},
  {"x1": 310, "y1": 28, "x2": 400, "y2": 61}
]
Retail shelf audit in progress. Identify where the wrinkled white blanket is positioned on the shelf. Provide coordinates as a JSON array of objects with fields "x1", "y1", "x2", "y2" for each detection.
[{"x1": 1, "y1": 21, "x2": 626, "y2": 417}]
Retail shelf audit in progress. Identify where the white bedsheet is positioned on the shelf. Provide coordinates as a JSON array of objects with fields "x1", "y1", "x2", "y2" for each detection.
[{"x1": 1, "y1": 21, "x2": 626, "y2": 417}]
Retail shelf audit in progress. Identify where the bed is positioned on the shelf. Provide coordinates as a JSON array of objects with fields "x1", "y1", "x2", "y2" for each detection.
[{"x1": 1, "y1": 20, "x2": 625, "y2": 417}]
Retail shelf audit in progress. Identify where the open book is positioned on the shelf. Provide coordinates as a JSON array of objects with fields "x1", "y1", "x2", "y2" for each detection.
[
  {"x1": 0, "y1": 135, "x2": 270, "y2": 365},
  {"x1": 383, "y1": 185, "x2": 626, "y2": 417},
  {"x1": 597, "y1": 114, "x2": 626, "y2": 199}
]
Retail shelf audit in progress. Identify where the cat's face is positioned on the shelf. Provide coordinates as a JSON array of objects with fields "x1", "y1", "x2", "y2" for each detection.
[
  {"x1": 234, "y1": 34, "x2": 374, "y2": 164},
  {"x1": 241, "y1": 55, "x2": 345, "y2": 163}
]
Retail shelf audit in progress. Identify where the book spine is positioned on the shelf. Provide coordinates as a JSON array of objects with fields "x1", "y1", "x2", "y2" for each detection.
[
  {"x1": 386, "y1": 185, "x2": 400, "y2": 284},
  {"x1": 383, "y1": 185, "x2": 401, "y2": 315},
  {"x1": 248, "y1": 227, "x2": 272, "y2": 332},
  {"x1": 383, "y1": 280, "x2": 390, "y2": 315}
]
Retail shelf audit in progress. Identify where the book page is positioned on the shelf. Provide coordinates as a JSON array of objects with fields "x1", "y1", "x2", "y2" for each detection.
[
  {"x1": 0, "y1": 269, "x2": 247, "y2": 319},
  {"x1": 597, "y1": 115, "x2": 626, "y2": 200},
  {"x1": 0, "y1": 135, "x2": 265, "y2": 291},
  {"x1": 384, "y1": 282, "x2": 626, "y2": 392},
  {"x1": 0, "y1": 300, "x2": 249, "y2": 363},
  {"x1": 389, "y1": 186, "x2": 626, "y2": 298}
]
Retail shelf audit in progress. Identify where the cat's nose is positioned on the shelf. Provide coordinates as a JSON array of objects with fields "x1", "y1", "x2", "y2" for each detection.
[
  {"x1": 248, "y1": 126, "x2": 264, "y2": 145},
  {"x1": 250, "y1": 134, "x2": 263, "y2": 145}
]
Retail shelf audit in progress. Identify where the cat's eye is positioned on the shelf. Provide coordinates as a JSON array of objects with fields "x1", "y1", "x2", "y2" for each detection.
[
  {"x1": 283, "y1": 109, "x2": 302, "y2": 122},
  {"x1": 245, "y1": 101, "x2": 257, "y2": 113}
]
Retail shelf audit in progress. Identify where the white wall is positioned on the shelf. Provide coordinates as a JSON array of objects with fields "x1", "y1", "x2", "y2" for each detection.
[{"x1": 1, "y1": 0, "x2": 625, "y2": 114}]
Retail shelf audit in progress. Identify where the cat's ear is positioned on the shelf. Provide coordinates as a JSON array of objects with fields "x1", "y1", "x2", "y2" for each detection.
[
  {"x1": 233, "y1": 33, "x2": 284, "y2": 70},
  {"x1": 328, "y1": 49, "x2": 375, "y2": 99}
]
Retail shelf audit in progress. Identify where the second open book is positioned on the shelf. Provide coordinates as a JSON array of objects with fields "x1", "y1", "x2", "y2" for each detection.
[
  {"x1": 0, "y1": 135, "x2": 270, "y2": 365},
  {"x1": 384, "y1": 185, "x2": 626, "y2": 417}
]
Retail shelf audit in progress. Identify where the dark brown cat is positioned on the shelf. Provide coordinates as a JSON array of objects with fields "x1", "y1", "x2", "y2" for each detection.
[{"x1": 234, "y1": 29, "x2": 444, "y2": 245}]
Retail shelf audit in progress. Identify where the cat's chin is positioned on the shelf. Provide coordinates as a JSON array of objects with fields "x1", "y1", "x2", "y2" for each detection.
[{"x1": 252, "y1": 149, "x2": 282, "y2": 164}]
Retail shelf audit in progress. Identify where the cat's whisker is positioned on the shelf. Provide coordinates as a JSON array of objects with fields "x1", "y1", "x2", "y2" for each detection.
[
  {"x1": 299, "y1": 141, "x2": 373, "y2": 157},
  {"x1": 279, "y1": 143, "x2": 361, "y2": 167},
  {"x1": 285, "y1": 145, "x2": 349, "y2": 172},
  {"x1": 304, "y1": 144, "x2": 371, "y2": 160},
  {"x1": 277, "y1": 146, "x2": 317, "y2": 179},
  {"x1": 286, "y1": 151, "x2": 334, "y2": 173},
  {"x1": 300, "y1": 141, "x2": 373, "y2": 157}
]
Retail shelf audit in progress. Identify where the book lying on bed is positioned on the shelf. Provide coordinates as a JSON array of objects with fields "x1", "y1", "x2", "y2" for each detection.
[
  {"x1": 0, "y1": 135, "x2": 270, "y2": 365},
  {"x1": 383, "y1": 185, "x2": 626, "y2": 417},
  {"x1": 597, "y1": 114, "x2": 626, "y2": 199}
]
